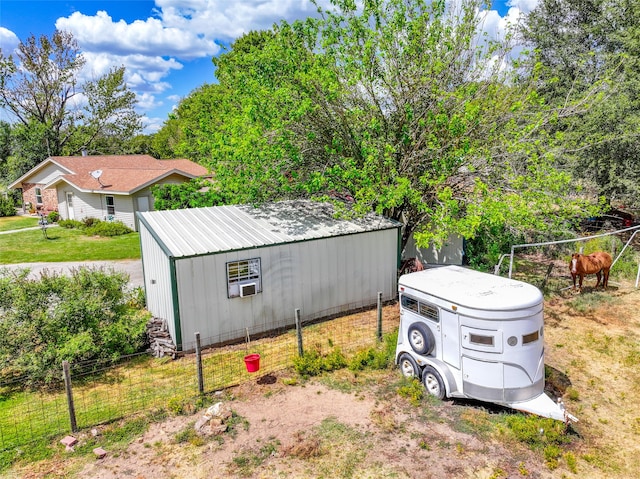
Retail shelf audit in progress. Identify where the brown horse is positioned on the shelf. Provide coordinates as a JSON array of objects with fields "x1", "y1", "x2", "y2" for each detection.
[{"x1": 570, "y1": 252, "x2": 613, "y2": 291}]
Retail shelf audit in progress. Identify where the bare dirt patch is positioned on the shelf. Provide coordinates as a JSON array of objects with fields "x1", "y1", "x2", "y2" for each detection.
[
  {"x1": 71, "y1": 371, "x2": 554, "y2": 479},
  {"x1": 10, "y1": 283, "x2": 640, "y2": 479}
]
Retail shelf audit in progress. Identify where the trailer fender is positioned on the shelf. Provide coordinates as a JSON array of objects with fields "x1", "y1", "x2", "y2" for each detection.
[{"x1": 419, "y1": 358, "x2": 459, "y2": 397}]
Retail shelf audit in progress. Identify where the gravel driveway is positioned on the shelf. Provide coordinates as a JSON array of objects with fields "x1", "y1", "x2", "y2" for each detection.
[{"x1": 1, "y1": 260, "x2": 144, "y2": 288}]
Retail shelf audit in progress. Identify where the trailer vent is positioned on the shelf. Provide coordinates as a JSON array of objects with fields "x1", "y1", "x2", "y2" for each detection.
[{"x1": 240, "y1": 282, "x2": 257, "y2": 297}]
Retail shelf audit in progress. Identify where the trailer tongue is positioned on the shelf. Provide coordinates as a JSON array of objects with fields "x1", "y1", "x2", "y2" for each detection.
[{"x1": 509, "y1": 393, "x2": 578, "y2": 423}]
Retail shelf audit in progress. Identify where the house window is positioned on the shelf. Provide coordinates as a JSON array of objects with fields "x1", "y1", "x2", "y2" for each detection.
[
  {"x1": 35, "y1": 187, "x2": 43, "y2": 205},
  {"x1": 106, "y1": 195, "x2": 115, "y2": 215},
  {"x1": 227, "y1": 258, "x2": 262, "y2": 298}
]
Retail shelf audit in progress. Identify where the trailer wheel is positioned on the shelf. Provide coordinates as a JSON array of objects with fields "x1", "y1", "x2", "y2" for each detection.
[
  {"x1": 407, "y1": 322, "x2": 435, "y2": 355},
  {"x1": 398, "y1": 353, "x2": 421, "y2": 378},
  {"x1": 422, "y1": 365, "x2": 446, "y2": 400}
]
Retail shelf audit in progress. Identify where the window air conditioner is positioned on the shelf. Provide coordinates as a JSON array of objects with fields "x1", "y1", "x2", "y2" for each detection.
[{"x1": 240, "y1": 282, "x2": 257, "y2": 297}]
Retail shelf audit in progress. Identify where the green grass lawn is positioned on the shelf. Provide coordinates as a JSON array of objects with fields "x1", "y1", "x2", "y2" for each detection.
[
  {"x1": 0, "y1": 215, "x2": 39, "y2": 232},
  {"x1": 0, "y1": 227, "x2": 141, "y2": 263}
]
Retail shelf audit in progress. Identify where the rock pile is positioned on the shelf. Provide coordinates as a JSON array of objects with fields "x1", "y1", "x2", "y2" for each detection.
[
  {"x1": 146, "y1": 317, "x2": 177, "y2": 358},
  {"x1": 194, "y1": 402, "x2": 233, "y2": 436}
]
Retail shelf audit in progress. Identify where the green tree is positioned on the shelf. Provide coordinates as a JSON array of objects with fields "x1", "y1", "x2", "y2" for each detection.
[
  {"x1": 0, "y1": 120, "x2": 11, "y2": 180},
  {"x1": 520, "y1": 0, "x2": 640, "y2": 206},
  {"x1": 151, "y1": 178, "x2": 231, "y2": 210},
  {"x1": 0, "y1": 31, "x2": 141, "y2": 179},
  {"x1": 157, "y1": 0, "x2": 600, "y2": 250}
]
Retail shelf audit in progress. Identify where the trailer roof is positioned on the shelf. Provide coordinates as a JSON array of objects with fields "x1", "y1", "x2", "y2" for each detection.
[
  {"x1": 399, "y1": 265, "x2": 542, "y2": 311},
  {"x1": 138, "y1": 200, "x2": 400, "y2": 258}
]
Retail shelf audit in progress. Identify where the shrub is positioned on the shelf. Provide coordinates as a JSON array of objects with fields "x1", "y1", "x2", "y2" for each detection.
[
  {"x1": 397, "y1": 377, "x2": 424, "y2": 406},
  {"x1": 47, "y1": 211, "x2": 60, "y2": 223},
  {"x1": 83, "y1": 217, "x2": 100, "y2": 227},
  {"x1": 293, "y1": 347, "x2": 347, "y2": 378},
  {"x1": 0, "y1": 195, "x2": 15, "y2": 217},
  {"x1": 504, "y1": 415, "x2": 571, "y2": 451},
  {"x1": 349, "y1": 346, "x2": 389, "y2": 371},
  {"x1": 58, "y1": 219, "x2": 84, "y2": 229},
  {"x1": 0, "y1": 267, "x2": 149, "y2": 389},
  {"x1": 85, "y1": 220, "x2": 132, "y2": 237},
  {"x1": 465, "y1": 223, "x2": 525, "y2": 271}
]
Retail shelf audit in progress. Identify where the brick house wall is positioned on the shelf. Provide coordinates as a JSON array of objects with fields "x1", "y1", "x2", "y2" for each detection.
[{"x1": 22, "y1": 183, "x2": 59, "y2": 213}]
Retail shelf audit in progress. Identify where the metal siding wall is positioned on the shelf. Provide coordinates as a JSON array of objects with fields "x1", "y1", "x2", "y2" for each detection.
[
  {"x1": 140, "y1": 224, "x2": 176, "y2": 341},
  {"x1": 172, "y1": 228, "x2": 399, "y2": 349},
  {"x1": 403, "y1": 233, "x2": 464, "y2": 265},
  {"x1": 176, "y1": 254, "x2": 228, "y2": 348}
]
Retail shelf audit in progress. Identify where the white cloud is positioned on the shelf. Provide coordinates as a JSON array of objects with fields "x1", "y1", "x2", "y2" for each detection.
[
  {"x1": 136, "y1": 92, "x2": 163, "y2": 111},
  {"x1": 156, "y1": 0, "x2": 329, "y2": 39},
  {"x1": 0, "y1": 27, "x2": 20, "y2": 55},
  {"x1": 47, "y1": 1, "x2": 326, "y2": 120},
  {"x1": 142, "y1": 115, "x2": 166, "y2": 134},
  {"x1": 56, "y1": 11, "x2": 219, "y2": 60},
  {"x1": 3, "y1": 1, "x2": 540, "y2": 131},
  {"x1": 507, "y1": 0, "x2": 539, "y2": 14}
]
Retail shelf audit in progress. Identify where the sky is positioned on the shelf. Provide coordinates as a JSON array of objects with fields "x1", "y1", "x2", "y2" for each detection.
[{"x1": 0, "y1": 0, "x2": 539, "y2": 134}]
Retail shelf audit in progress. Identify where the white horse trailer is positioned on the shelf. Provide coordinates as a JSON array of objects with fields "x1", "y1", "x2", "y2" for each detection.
[{"x1": 395, "y1": 265, "x2": 576, "y2": 422}]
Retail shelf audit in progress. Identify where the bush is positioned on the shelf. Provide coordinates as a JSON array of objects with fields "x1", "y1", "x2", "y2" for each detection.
[
  {"x1": 83, "y1": 217, "x2": 100, "y2": 227},
  {"x1": 0, "y1": 267, "x2": 149, "y2": 389},
  {"x1": 293, "y1": 346, "x2": 347, "y2": 378},
  {"x1": 465, "y1": 224, "x2": 525, "y2": 271},
  {"x1": 0, "y1": 195, "x2": 15, "y2": 217},
  {"x1": 58, "y1": 219, "x2": 84, "y2": 229},
  {"x1": 47, "y1": 211, "x2": 60, "y2": 223},
  {"x1": 348, "y1": 345, "x2": 391, "y2": 371},
  {"x1": 85, "y1": 220, "x2": 133, "y2": 237}
]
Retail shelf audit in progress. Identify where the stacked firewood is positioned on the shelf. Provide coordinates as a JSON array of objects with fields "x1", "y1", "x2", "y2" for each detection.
[{"x1": 146, "y1": 317, "x2": 177, "y2": 358}]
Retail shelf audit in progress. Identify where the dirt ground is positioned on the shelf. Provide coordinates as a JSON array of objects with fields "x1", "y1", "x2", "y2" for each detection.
[
  {"x1": 10, "y1": 279, "x2": 640, "y2": 479},
  {"x1": 68, "y1": 373, "x2": 554, "y2": 479}
]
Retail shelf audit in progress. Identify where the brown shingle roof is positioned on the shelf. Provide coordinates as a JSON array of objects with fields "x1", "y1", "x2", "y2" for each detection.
[{"x1": 47, "y1": 155, "x2": 209, "y2": 193}]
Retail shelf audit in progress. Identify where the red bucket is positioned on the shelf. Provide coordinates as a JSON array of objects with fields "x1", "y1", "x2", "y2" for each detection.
[{"x1": 244, "y1": 354, "x2": 261, "y2": 373}]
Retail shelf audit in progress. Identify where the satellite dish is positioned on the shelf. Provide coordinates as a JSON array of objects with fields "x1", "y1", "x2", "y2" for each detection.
[{"x1": 90, "y1": 170, "x2": 103, "y2": 179}]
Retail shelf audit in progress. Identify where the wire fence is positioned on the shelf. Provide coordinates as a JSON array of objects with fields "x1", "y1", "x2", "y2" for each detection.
[{"x1": 0, "y1": 301, "x2": 400, "y2": 454}]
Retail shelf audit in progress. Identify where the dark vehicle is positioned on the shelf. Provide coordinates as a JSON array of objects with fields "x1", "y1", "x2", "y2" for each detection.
[{"x1": 581, "y1": 207, "x2": 635, "y2": 231}]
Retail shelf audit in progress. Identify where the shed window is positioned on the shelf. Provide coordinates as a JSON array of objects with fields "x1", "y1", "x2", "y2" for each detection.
[
  {"x1": 106, "y1": 195, "x2": 115, "y2": 216},
  {"x1": 227, "y1": 258, "x2": 262, "y2": 298},
  {"x1": 35, "y1": 187, "x2": 43, "y2": 205}
]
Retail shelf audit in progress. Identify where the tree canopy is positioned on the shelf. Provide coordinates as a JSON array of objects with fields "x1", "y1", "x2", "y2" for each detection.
[
  {"x1": 156, "y1": 0, "x2": 604, "y2": 251},
  {"x1": 521, "y1": 0, "x2": 640, "y2": 205},
  {"x1": 0, "y1": 30, "x2": 141, "y2": 182}
]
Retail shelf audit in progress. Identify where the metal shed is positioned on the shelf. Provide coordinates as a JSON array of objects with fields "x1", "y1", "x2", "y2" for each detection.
[{"x1": 137, "y1": 200, "x2": 401, "y2": 351}]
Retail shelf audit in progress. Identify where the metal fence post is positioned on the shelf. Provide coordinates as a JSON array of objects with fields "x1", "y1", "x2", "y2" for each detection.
[
  {"x1": 62, "y1": 361, "x2": 78, "y2": 433},
  {"x1": 295, "y1": 308, "x2": 303, "y2": 357},
  {"x1": 195, "y1": 332, "x2": 204, "y2": 394},
  {"x1": 377, "y1": 292, "x2": 383, "y2": 341}
]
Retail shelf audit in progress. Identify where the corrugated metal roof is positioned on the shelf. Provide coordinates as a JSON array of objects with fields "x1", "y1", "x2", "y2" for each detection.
[{"x1": 139, "y1": 200, "x2": 401, "y2": 258}]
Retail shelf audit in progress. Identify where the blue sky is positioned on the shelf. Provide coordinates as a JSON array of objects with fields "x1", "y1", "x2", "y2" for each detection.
[{"x1": 0, "y1": 0, "x2": 537, "y2": 134}]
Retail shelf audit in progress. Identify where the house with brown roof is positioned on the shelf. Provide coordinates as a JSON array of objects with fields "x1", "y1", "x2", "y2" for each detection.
[{"x1": 9, "y1": 154, "x2": 209, "y2": 231}]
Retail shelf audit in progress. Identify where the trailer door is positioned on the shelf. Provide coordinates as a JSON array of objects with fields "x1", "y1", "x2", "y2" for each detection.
[{"x1": 441, "y1": 309, "x2": 460, "y2": 368}]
